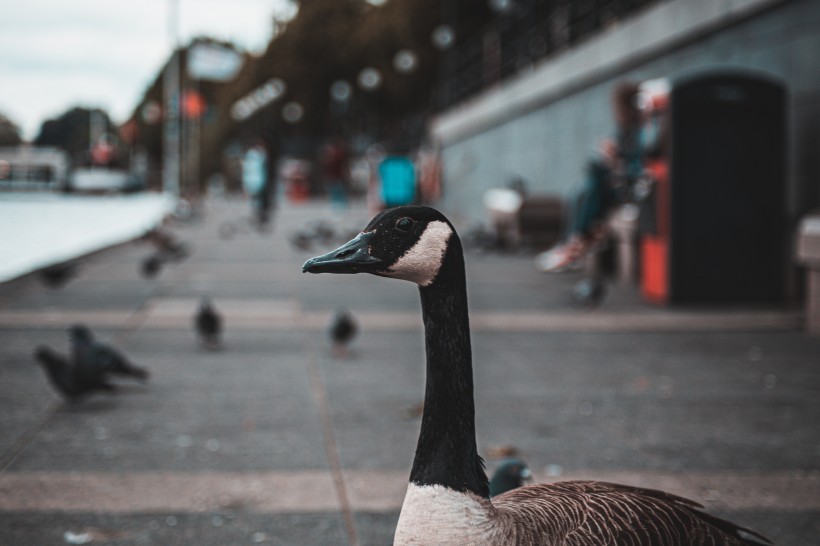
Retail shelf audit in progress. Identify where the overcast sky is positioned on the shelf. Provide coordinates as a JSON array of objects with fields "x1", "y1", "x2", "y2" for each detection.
[{"x1": 0, "y1": 0, "x2": 295, "y2": 140}]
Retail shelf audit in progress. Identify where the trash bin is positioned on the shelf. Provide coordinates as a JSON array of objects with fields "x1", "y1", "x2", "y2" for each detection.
[
  {"x1": 640, "y1": 71, "x2": 787, "y2": 304},
  {"x1": 378, "y1": 156, "x2": 416, "y2": 207}
]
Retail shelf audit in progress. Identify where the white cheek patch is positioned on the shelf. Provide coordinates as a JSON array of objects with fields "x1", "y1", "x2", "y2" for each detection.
[{"x1": 383, "y1": 220, "x2": 452, "y2": 286}]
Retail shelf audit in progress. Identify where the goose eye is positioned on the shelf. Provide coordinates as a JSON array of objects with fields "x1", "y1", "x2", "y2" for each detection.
[{"x1": 395, "y1": 218, "x2": 415, "y2": 232}]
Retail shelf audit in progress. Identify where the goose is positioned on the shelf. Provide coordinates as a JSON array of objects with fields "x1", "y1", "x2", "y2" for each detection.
[{"x1": 302, "y1": 206, "x2": 770, "y2": 546}]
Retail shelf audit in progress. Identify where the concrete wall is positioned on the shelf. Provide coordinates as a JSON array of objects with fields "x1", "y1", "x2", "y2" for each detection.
[{"x1": 430, "y1": 0, "x2": 820, "y2": 228}]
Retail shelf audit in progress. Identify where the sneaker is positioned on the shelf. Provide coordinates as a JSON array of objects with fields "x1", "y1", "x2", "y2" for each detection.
[{"x1": 534, "y1": 239, "x2": 587, "y2": 273}]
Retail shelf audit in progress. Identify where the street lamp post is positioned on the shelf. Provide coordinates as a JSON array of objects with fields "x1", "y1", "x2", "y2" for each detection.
[{"x1": 163, "y1": 0, "x2": 181, "y2": 199}]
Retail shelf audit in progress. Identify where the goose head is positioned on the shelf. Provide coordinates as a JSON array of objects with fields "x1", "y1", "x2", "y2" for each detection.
[{"x1": 302, "y1": 206, "x2": 458, "y2": 287}]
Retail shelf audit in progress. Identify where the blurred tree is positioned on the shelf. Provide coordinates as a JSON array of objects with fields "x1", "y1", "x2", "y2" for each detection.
[
  {"x1": 208, "y1": 0, "x2": 444, "y2": 162},
  {"x1": 34, "y1": 107, "x2": 117, "y2": 166},
  {"x1": 126, "y1": 0, "x2": 453, "y2": 193},
  {"x1": 0, "y1": 113, "x2": 23, "y2": 146}
]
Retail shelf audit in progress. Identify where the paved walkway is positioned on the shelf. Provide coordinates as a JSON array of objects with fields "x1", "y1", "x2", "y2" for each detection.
[{"x1": 1, "y1": 197, "x2": 818, "y2": 545}]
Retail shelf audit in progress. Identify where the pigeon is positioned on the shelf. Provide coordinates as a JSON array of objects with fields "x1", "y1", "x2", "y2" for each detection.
[
  {"x1": 489, "y1": 457, "x2": 533, "y2": 497},
  {"x1": 148, "y1": 229, "x2": 190, "y2": 262},
  {"x1": 39, "y1": 262, "x2": 79, "y2": 289},
  {"x1": 289, "y1": 230, "x2": 314, "y2": 251},
  {"x1": 194, "y1": 297, "x2": 222, "y2": 350},
  {"x1": 329, "y1": 308, "x2": 357, "y2": 357},
  {"x1": 571, "y1": 275, "x2": 607, "y2": 309},
  {"x1": 69, "y1": 324, "x2": 149, "y2": 382},
  {"x1": 141, "y1": 253, "x2": 164, "y2": 278},
  {"x1": 309, "y1": 220, "x2": 336, "y2": 244},
  {"x1": 33, "y1": 345, "x2": 115, "y2": 400}
]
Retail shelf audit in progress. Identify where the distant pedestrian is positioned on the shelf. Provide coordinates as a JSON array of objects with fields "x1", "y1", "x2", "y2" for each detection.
[
  {"x1": 536, "y1": 81, "x2": 656, "y2": 272},
  {"x1": 241, "y1": 140, "x2": 271, "y2": 227},
  {"x1": 320, "y1": 136, "x2": 350, "y2": 209}
]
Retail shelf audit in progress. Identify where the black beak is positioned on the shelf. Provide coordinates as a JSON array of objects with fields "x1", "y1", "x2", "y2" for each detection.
[{"x1": 302, "y1": 232, "x2": 383, "y2": 274}]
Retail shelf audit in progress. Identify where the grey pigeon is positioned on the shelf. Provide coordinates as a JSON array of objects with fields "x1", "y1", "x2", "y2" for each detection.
[
  {"x1": 194, "y1": 297, "x2": 222, "y2": 350},
  {"x1": 69, "y1": 324, "x2": 149, "y2": 381},
  {"x1": 489, "y1": 457, "x2": 533, "y2": 497},
  {"x1": 149, "y1": 229, "x2": 190, "y2": 262},
  {"x1": 141, "y1": 253, "x2": 164, "y2": 278},
  {"x1": 329, "y1": 308, "x2": 357, "y2": 357},
  {"x1": 39, "y1": 262, "x2": 79, "y2": 288},
  {"x1": 33, "y1": 345, "x2": 115, "y2": 401}
]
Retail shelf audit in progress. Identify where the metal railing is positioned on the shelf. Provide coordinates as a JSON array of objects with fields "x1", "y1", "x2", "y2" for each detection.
[{"x1": 435, "y1": 0, "x2": 663, "y2": 109}]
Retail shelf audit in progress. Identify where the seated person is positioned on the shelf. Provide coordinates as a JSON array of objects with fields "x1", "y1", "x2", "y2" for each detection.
[{"x1": 536, "y1": 81, "x2": 651, "y2": 273}]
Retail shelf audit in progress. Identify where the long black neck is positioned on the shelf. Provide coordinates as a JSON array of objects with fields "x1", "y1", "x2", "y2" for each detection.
[{"x1": 408, "y1": 237, "x2": 489, "y2": 498}]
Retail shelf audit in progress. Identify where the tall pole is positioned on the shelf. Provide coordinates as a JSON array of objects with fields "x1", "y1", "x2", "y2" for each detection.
[{"x1": 163, "y1": 0, "x2": 180, "y2": 198}]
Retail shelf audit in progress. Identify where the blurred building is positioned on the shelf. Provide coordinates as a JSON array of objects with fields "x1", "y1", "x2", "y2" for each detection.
[
  {"x1": 0, "y1": 146, "x2": 69, "y2": 191},
  {"x1": 430, "y1": 0, "x2": 820, "y2": 233}
]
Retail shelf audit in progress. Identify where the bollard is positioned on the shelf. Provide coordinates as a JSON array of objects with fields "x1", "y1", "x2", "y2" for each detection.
[
  {"x1": 606, "y1": 204, "x2": 640, "y2": 285},
  {"x1": 796, "y1": 213, "x2": 820, "y2": 335}
]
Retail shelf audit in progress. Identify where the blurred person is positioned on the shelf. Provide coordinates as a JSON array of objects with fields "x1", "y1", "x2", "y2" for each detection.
[
  {"x1": 536, "y1": 81, "x2": 654, "y2": 273},
  {"x1": 241, "y1": 140, "x2": 272, "y2": 226},
  {"x1": 365, "y1": 143, "x2": 387, "y2": 213},
  {"x1": 320, "y1": 136, "x2": 350, "y2": 209},
  {"x1": 260, "y1": 138, "x2": 279, "y2": 227},
  {"x1": 416, "y1": 140, "x2": 442, "y2": 204}
]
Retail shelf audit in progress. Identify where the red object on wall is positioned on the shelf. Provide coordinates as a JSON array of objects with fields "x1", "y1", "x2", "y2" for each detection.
[
  {"x1": 640, "y1": 159, "x2": 670, "y2": 304},
  {"x1": 182, "y1": 89, "x2": 206, "y2": 119}
]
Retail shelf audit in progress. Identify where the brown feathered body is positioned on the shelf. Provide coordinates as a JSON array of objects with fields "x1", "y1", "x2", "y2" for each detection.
[
  {"x1": 491, "y1": 481, "x2": 765, "y2": 545},
  {"x1": 396, "y1": 481, "x2": 766, "y2": 545}
]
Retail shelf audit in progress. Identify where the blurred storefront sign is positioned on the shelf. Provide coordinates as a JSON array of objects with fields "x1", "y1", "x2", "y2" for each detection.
[
  {"x1": 186, "y1": 42, "x2": 243, "y2": 82},
  {"x1": 231, "y1": 78, "x2": 287, "y2": 121}
]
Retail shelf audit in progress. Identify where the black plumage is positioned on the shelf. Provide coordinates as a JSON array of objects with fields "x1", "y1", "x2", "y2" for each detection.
[
  {"x1": 69, "y1": 324, "x2": 149, "y2": 382},
  {"x1": 195, "y1": 297, "x2": 222, "y2": 350},
  {"x1": 33, "y1": 345, "x2": 115, "y2": 400},
  {"x1": 329, "y1": 308, "x2": 357, "y2": 357}
]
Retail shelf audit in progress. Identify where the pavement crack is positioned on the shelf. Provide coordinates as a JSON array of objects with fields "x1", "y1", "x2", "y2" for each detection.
[
  {"x1": 305, "y1": 339, "x2": 360, "y2": 546},
  {"x1": 0, "y1": 401, "x2": 60, "y2": 474}
]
